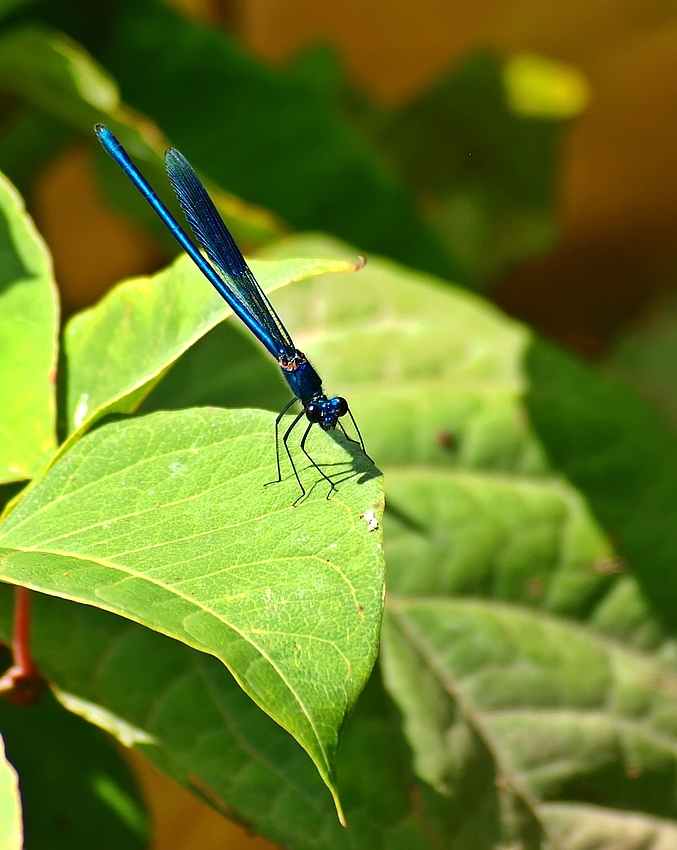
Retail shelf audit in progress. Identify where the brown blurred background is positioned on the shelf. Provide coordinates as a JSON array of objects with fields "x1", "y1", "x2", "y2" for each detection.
[{"x1": 30, "y1": 1, "x2": 677, "y2": 845}]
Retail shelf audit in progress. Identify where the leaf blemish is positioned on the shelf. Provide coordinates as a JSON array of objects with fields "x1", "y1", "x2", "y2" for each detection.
[{"x1": 360, "y1": 510, "x2": 379, "y2": 531}]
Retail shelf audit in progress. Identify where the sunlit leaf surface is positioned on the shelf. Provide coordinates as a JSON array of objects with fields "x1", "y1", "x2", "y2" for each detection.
[
  {"x1": 0, "y1": 408, "x2": 384, "y2": 811},
  {"x1": 0, "y1": 171, "x2": 58, "y2": 483}
]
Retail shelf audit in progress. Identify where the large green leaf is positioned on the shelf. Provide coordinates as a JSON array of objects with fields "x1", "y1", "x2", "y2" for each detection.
[
  {"x1": 0, "y1": 171, "x2": 58, "y2": 484},
  {"x1": 0, "y1": 590, "x2": 449, "y2": 849},
  {"x1": 256, "y1": 234, "x2": 544, "y2": 472},
  {"x1": 63, "y1": 253, "x2": 362, "y2": 444},
  {"x1": 0, "y1": 733, "x2": 21, "y2": 850},
  {"x1": 0, "y1": 25, "x2": 280, "y2": 247},
  {"x1": 0, "y1": 407, "x2": 384, "y2": 814},
  {"x1": 384, "y1": 599, "x2": 677, "y2": 848},
  {"x1": 0, "y1": 683, "x2": 147, "y2": 849},
  {"x1": 247, "y1": 234, "x2": 677, "y2": 844}
]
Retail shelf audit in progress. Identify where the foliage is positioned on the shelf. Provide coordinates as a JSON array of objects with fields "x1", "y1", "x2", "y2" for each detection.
[
  {"x1": 0, "y1": 0, "x2": 583, "y2": 287},
  {"x1": 0, "y1": 3, "x2": 675, "y2": 850},
  {"x1": 0, "y1": 681, "x2": 148, "y2": 848},
  {"x1": 0, "y1": 731, "x2": 21, "y2": 850},
  {"x1": 343, "y1": 50, "x2": 586, "y2": 288},
  {"x1": 604, "y1": 288, "x2": 677, "y2": 430},
  {"x1": 0, "y1": 176, "x2": 381, "y2": 830}
]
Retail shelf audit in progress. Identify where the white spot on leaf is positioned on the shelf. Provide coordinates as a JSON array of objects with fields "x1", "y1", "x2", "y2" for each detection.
[
  {"x1": 360, "y1": 510, "x2": 379, "y2": 532},
  {"x1": 73, "y1": 393, "x2": 90, "y2": 428}
]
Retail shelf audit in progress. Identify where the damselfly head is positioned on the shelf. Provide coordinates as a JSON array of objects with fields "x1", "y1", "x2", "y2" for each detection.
[{"x1": 306, "y1": 396, "x2": 349, "y2": 430}]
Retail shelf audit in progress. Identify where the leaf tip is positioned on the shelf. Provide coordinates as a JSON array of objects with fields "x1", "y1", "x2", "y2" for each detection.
[{"x1": 331, "y1": 789, "x2": 347, "y2": 828}]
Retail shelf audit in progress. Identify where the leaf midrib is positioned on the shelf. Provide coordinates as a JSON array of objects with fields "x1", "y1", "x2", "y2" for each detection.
[{"x1": 386, "y1": 605, "x2": 563, "y2": 849}]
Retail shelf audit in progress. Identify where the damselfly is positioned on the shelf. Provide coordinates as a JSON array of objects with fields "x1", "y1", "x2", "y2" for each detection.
[{"x1": 95, "y1": 125, "x2": 370, "y2": 504}]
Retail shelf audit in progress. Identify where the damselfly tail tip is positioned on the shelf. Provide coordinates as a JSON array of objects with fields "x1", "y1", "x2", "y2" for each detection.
[
  {"x1": 94, "y1": 123, "x2": 106, "y2": 136},
  {"x1": 354, "y1": 254, "x2": 367, "y2": 271}
]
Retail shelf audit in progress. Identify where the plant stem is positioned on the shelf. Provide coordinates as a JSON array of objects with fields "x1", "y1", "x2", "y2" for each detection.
[{"x1": 0, "y1": 586, "x2": 44, "y2": 705}]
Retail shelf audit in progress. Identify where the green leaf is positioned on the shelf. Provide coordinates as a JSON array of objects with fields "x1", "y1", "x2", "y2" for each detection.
[
  {"x1": 0, "y1": 25, "x2": 280, "y2": 247},
  {"x1": 140, "y1": 319, "x2": 289, "y2": 415},
  {"x1": 63, "y1": 253, "x2": 362, "y2": 443},
  {"x1": 370, "y1": 52, "x2": 566, "y2": 287},
  {"x1": 0, "y1": 733, "x2": 21, "y2": 850},
  {"x1": 525, "y1": 337, "x2": 677, "y2": 633},
  {"x1": 335, "y1": 663, "x2": 491, "y2": 848},
  {"x1": 0, "y1": 408, "x2": 384, "y2": 813},
  {"x1": 255, "y1": 234, "x2": 677, "y2": 843},
  {"x1": 0, "y1": 171, "x2": 58, "y2": 484},
  {"x1": 0, "y1": 685, "x2": 147, "y2": 848},
  {"x1": 603, "y1": 287, "x2": 677, "y2": 430},
  {"x1": 383, "y1": 599, "x2": 677, "y2": 847},
  {"x1": 256, "y1": 233, "x2": 545, "y2": 473},
  {"x1": 384, "y1": 469, "x2": 613, "y2": 616},
  {"x1": 0, "y1": 590, "x2": 440, "y2": 849},
  {"x1": 539, "y1": 802, "x2": 677, "y2": 849}
]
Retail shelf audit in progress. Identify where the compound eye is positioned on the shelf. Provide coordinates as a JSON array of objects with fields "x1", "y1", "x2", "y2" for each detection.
[
  {"x1": 336, "y1": 397, "x2": 349, "y2": 417},
  {"x1": 305, "y1": 402, "x2": 322, "y2": 424}
]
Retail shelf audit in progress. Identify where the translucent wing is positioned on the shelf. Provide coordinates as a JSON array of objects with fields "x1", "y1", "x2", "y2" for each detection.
[{"x1": 164, "y1": 148, "x2": 294, "y2": 355}]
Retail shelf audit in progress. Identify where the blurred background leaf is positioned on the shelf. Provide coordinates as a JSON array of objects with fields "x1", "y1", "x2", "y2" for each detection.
[
  {"x1": 0, "y1": 24, "x2": 281, "y2": 249},
  {"x1": 344, "y1": 50, "x2": 585, "y2": 290},
  {"x1": 0, "y1": 664, "x2": 148, "y2": 850},
  {"x1": 604, "y1": 288, "x2": 677, "y2": 431},
  {"x1": 0, "y1": 0, "x2": 595, "y2": 337},
  {"x1": 0, "y1": 0, "x2": 582, "y2": 301},
  {"x1": 12, "y1": 0, "x2": 453, "y2": 283},
  {"x1": 525, "y1": 338, "x2": 677, "y2": 633}
]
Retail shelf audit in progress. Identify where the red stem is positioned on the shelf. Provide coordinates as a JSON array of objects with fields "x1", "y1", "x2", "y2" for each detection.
[{"x1": 12, "y1": 586, "x2": 35, "y2": 677}]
